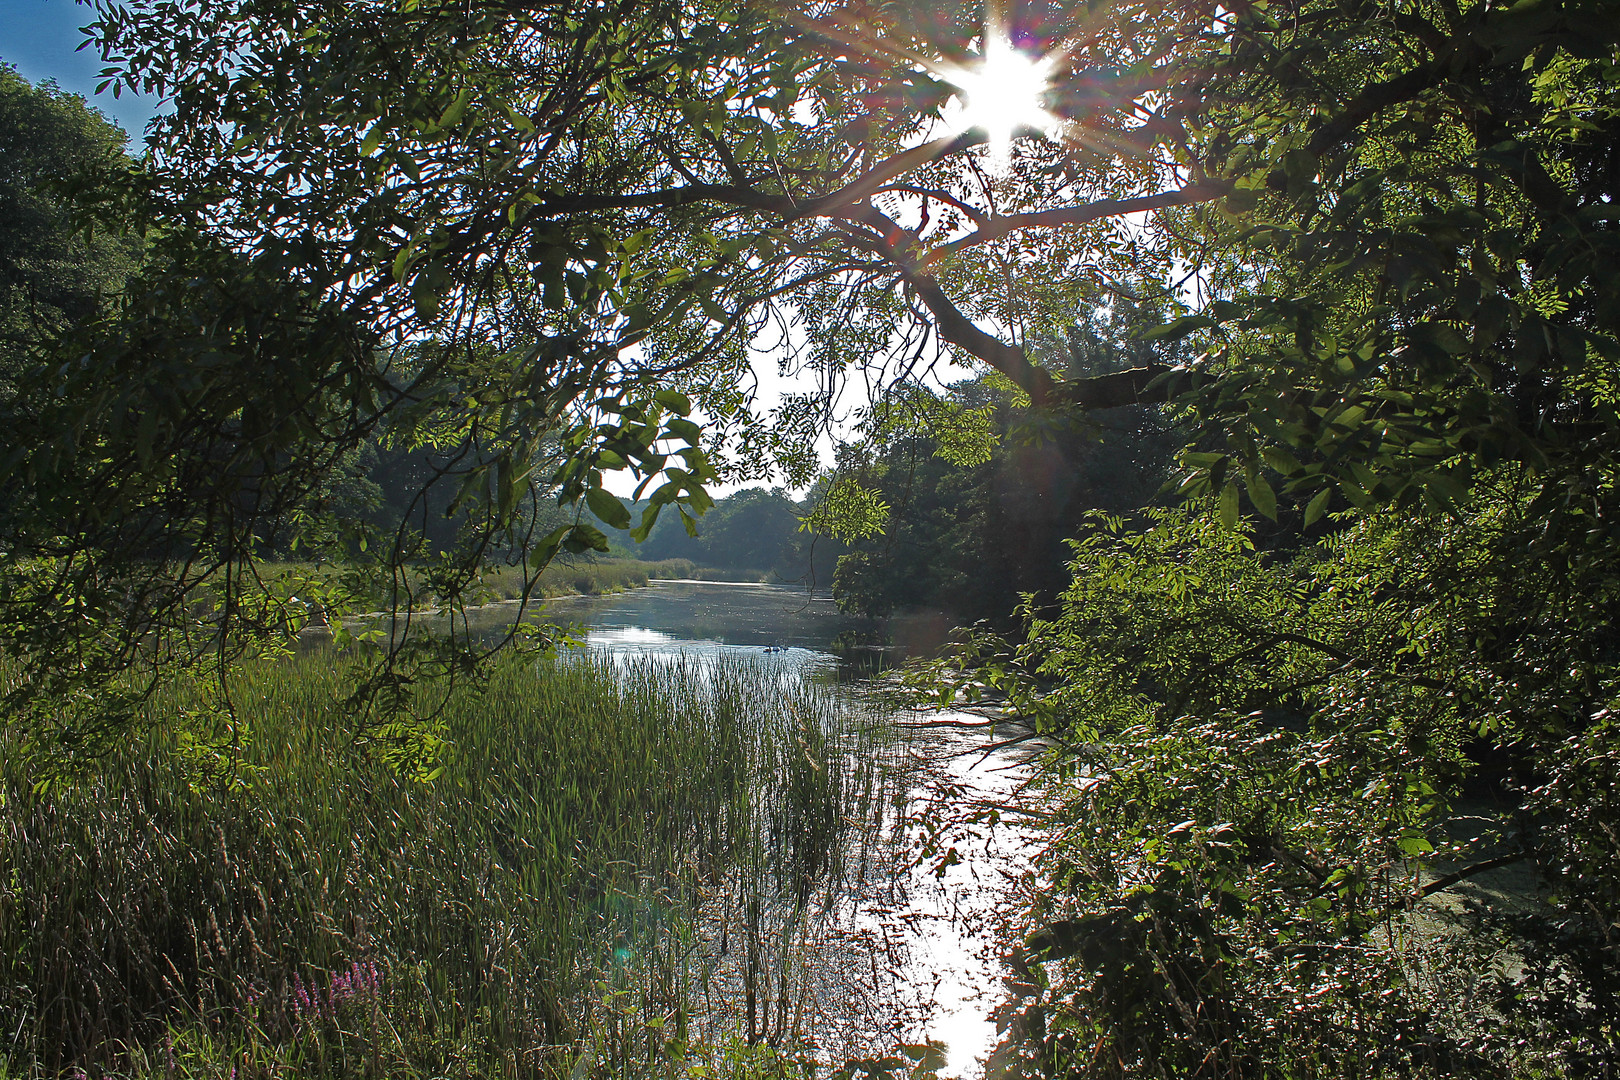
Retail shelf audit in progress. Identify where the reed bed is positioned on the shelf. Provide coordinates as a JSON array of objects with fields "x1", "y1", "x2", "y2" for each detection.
[
  {"x1": 480, "y1": 558, "x2": 697, "y2": 600},
  {"x1": 224, "y1": 557, "x2": 697, "y2": 628},
  {"x1": 0, "y1": 646, "x2": 898, "y2": 1079}
]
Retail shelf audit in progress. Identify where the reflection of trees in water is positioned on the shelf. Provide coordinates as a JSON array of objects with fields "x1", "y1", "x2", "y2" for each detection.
[{"x1": 679, "y1": 729, "x2": 1035, "y2": 1077}]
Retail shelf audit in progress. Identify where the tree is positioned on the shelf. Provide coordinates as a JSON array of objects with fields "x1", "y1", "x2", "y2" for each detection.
[
  {"x1": 4, "y1": 0, "x2": 1620, "y2": 1068},
  {"x1": 3, "y1": 0, "x2": 1618, "y2": 775},
  {"x1": 78, "y1": 0, "x2": 1619, "y2": 529},
  {"x1": 827, "y1": 303, "x2": 1180, "y2": 621},
  {"x1": 931, "y1": 483, "x2": 1618, "y2": 1075},
  {"x1": 0, "y1": 65, "x2": 142, "y2": 391},
  {"x1": 639, "y1": 485, "x2": 810, "y2": 576}
]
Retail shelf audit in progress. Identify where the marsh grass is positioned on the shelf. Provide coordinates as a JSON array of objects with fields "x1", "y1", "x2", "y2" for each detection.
[
  {"x1": 216, "y1": 558, "x2": 696, "y2": 636},
  {"x1": 0, "y1": 645, "x2": 897, "y2": 1079},
  {"x1": 478, "y1": 558, "x2": 696, "y2": 601}
]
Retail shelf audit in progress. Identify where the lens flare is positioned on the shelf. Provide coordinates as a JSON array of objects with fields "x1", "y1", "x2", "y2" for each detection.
[{"x1": 941, "y1": 34, "x2": 1061, "y2": 166}]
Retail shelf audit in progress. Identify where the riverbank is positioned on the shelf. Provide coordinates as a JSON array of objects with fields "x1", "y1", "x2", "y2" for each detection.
[
  {"x1": 1, "y1": 581, "x2": 1024, "y2": 1079},
  {"x1": 272, "y1": 556, "x2": 696, "y2": 631},
  {"x1": 453, "y1": 555, "x2": 699, "y2": 600}
]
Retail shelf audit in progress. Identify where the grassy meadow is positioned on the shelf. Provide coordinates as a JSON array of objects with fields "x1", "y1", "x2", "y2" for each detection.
[{"x1": 0, "y1": 646, "x2": 900, "y2": 1079}]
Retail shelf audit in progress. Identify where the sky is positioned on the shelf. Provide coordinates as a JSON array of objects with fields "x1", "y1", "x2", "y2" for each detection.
[{"x1": 1, "y1": 0, "x2": 161, "y2": 140}]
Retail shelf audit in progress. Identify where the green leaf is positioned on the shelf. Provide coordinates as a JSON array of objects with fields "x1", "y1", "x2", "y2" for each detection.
[
  {"x1": 585, "y1": 486, "x2": 631, "y2": 530},
  {"x1": 1223, "y1": 187, "x2": 1260, "y2": 214},
  {"x1": 653, "y1": 389, "x2": 692, "y2": 415},
  {"x1": 412, "y1": 285, "x2": 440, "y2": 321},
  {"x1": 1247, "y1": 473, "x2": 1277, "y2": 520},
  {"x1": 665, "y1": 416, "x2": 703, "y2": 445},
  {"x1": 436, "y1": 89, "x2": 470, "y2": 130},
  {"x1": 563, "y1": 522, "x2": 610, "y2": 553},
  {"x1": 391, "y1": 243, "x2": 415, "y2": 283},
  {"x1": 1139, "y1": 315, "x2": 1216, "y2": 342},
  {"x1": 1260, "y1": 446, "x2": 1302, "y2": 475},
  {"x1": 1219, "y1": 481, "x2": 1240, "y2": 529},
  {"x1": 533, "y1": 525, "x2": 572, "y2": 565},
  {"x1": 646, "y1": 480, "x2": 681, "y2": 506},
  {"x1": 683, "y1": 481, "x2": 715, "y2": 515},
  {"x1": 1303, "y1": 486, "x2": 1332, "y2": 527},
  {"x1": 629, "y1": 502, "x2": 662, "y2": 543}
]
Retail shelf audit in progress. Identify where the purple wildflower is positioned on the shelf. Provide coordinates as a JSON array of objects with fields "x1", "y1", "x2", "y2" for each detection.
[{"x1": 291, "y1": 971, "x2": 315, "y2": 1022}]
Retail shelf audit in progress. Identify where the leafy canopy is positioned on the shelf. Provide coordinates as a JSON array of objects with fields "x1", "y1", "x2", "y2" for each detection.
[
  {"x1": 0, "y1": 65, "x2": 142, "y2": 389},
  {"x1": 2, "y1": 0, "x2": 1619, "y2": 775}
]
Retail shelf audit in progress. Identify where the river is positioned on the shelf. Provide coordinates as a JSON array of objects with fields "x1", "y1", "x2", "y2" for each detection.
[{"x1": 527, "y1": 579, "x2": 1038, "y2": 1079}]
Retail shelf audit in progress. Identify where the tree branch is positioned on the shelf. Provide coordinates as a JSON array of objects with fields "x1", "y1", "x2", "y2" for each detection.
[
  {"x1": 925, "y1": 182, "x2": 1228, "y2": 263},
  {"x1": 1373, "y1": 850, "x2": 1529, "y2": 922},
  {"x1": 797, "y1": 132, "x2": 979, "y2": 217},
  {"x1": 1056, "y1": 364, "x2": 1180, "y2": 410},
  {"x1": 1296, "y1": 63, "x2": 1441, "y2": 167},
  {"x1": 1417, "y1": 850, "x2": 1527, "y2": 898},
  {"x1": 903, "y1": 272, "x2": 1062, "y2": 404}
]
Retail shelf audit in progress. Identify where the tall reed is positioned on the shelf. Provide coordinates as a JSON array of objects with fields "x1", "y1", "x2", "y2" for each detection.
[{"x1": 0, "y1": 646, "x2": 891, "y2": 1078}]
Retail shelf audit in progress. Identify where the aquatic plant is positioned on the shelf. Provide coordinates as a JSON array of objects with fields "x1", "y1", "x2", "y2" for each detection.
[{"x1": 0, "y1": 647, "x2": 896, "y2": 1078}]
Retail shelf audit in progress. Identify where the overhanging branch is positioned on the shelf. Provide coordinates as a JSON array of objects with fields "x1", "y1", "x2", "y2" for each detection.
[
  {"x1": 905, "y1": 269, "x2": 1182, "y2": 412},
  {"x1": 925, "y1": 182, "x2": 1228, "y2": 263},
  {"x1": 1058, "y1": 364, "x2": 1178, "y2": 410}
]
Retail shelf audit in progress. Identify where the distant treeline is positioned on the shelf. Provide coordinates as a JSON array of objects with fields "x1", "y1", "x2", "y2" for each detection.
[
  {"x1": 308, "y1": 305, "x2": 1182, "y2": 625},
  {"x1": 632, "y1": 308, "x2": 1182, "y2": 624},
  {"x1": 631, "y1": 486, "x2": 840, "y2": 586}
]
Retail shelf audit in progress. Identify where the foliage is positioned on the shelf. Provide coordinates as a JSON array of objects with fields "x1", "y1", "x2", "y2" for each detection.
[
  {"x1": 1164, "y1": 3, "x2": 1620, "y2": 535},
  {"x1": 3, "y1": 0, "x2": 1610, "y2": 768},
  {"x1": 832, "y1": 3, "x2": 1620, "y2": 1072},
  {"x1": 0, "y1": 48, "x2": 722, "y2": 773},
  {"x1": 637, "y1": 487, "x2": 816, "y2": 580},
  {"x1": 799, "y1": 475, "x2": 892, "y2": 547},
  {"x1": 6, "y1": 0, "x2": 1620, "y2": 1066},
  {"x1": 827, "y1": 365, "x2": 1174, "y2": 622},
  {"x1": 914, "y1": 490, "x2": 1620, "y2": 1076},
  {"x1": 0, "y1": 64, "x2": 143, "y2": 391}
]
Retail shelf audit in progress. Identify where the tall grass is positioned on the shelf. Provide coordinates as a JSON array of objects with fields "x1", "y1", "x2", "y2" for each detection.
[
  {"x1": 249, "y1": 556, "x2": 696, "y2": 618},
  {"x1": 480, "y1": 557, "x2": 696, "y2": 600},
  {"x1": 0, "y1": 646, "x2": 893, "y2": 1078}
]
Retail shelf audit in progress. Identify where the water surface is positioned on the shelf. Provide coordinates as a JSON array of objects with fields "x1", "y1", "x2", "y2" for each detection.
[
  {"x1": 541, "y1": 580, "x2": 868, "y2": 650},
  {"x1": 538, "y1": 580, "x2": 1034, "y2": 1079}
]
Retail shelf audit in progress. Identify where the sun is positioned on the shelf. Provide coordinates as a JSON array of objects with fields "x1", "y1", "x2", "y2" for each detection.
[{"x1": 940, "y1": 34, "x2": 1061, "y2": 164}]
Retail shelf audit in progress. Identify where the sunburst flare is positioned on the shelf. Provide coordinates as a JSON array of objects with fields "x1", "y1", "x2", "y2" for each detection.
[{"x1": 939, "y1": 30, "x2": 1062, "y2": 168}]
